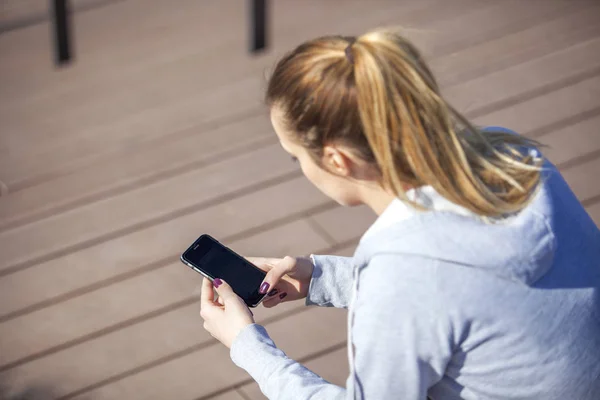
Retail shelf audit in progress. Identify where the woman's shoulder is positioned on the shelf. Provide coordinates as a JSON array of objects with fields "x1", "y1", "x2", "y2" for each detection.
[{"x1": 357, "y1": 252, "x2": 441, "y2": 302}]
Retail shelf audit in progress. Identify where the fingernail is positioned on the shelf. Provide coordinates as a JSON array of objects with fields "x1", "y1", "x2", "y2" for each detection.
[
  {"x1": 267, "y1": 289, "x2": 278, "y2": 297},
  {"x1": 259, "y1": 282, "x2": 270, "y2": 294},
  {"x1": 279, "y1": 292, "x2": 287, "y2": 300},
  {"x1": 213, "y1": 278, "x2": 222, "y2": 288}
]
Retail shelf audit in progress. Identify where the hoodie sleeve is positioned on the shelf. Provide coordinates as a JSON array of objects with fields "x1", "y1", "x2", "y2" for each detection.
[
  {"x1": 230, "y1": 324, "x2": 346, "y2": 399},
  {"x1": 305, "y1": 255, "x2": 355, "y2": 309},
  {"x1": 230, "y1": 254, "x2": 455, "y2": 400}
]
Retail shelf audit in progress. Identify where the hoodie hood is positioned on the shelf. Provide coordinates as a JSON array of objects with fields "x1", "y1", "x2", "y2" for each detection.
[{"x1": 354, "y1": 180, "x2": 557, "y2": 286}]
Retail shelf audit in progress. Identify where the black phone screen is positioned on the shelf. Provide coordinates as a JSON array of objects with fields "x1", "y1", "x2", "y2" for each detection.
[{"x1": 181, "y1": 235, "x2": 266, "y2": 306}]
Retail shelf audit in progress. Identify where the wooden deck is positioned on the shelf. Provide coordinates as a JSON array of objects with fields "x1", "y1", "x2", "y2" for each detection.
[{"x1": 1, "y1": 0, "x2": 599, "y2": 399}]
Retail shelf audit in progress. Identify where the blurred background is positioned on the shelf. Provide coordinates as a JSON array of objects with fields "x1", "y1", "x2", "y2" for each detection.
[{"x1": 0, "y1": 0, "x2": 599, "y2": 399}]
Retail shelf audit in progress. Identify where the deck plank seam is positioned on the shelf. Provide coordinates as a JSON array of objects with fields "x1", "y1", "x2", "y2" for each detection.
[
  {"x1": 0, "y1": 201, "x2": 338, "y2": 323},
  {"x1": 0, "y1": 170, "x2": 303, "y2": 278},
  {"x1": 0, "y1": 136, "x2": 278, "y2": 232}
]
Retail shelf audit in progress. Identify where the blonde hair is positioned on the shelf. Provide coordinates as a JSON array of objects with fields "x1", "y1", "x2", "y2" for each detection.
[{"x1": 266, "y1": 29, "x2": 542, "y2": 217}]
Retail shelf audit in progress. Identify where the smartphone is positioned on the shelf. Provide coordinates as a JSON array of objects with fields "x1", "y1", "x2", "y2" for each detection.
[{"x1": 180, "y1": 234, "x2": 267, "y2": 307}]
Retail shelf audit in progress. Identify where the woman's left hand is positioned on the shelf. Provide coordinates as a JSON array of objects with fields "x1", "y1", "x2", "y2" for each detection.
[{"x1": 200, "y1": 277, "x2": 255, "y2": 348}]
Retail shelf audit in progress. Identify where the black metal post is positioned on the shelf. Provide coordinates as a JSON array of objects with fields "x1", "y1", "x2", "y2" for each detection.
[
  {"x1": 250, "y1": 0, "x2": 267, "y2": 53},
  {"x1": 52, "y1": 0, "x2": 72, "y2": 65}
]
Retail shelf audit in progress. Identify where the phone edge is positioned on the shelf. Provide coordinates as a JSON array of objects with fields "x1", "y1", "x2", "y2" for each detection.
[{"x1": 180, "y1": 241, "x2": 267, "y2": 308}]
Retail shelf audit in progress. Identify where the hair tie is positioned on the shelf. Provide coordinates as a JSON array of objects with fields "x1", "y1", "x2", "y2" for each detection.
[{"x1": 345, "y1": 38, "x2": 356, "y2": 65}]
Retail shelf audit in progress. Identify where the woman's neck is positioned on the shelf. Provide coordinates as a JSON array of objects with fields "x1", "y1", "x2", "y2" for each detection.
[{"x1": 361, "y1": 185, "x2": 398, "y2": 216}]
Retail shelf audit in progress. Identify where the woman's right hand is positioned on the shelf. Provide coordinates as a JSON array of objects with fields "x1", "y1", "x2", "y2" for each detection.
[{"x1": 246, "y1": 256, "x2": 314, "y2": 308}]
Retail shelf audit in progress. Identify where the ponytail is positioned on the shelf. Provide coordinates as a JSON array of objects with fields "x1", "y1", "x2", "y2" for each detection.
[{"x1": 267, "y1": 29, "x2": 542, "y2": 217}]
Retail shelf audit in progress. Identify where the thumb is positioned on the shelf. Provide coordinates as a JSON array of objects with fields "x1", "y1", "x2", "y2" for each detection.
[
  {"x1": 212, "y1": 278, "x2": 236, "y2": 301},
  {"x1": 260, "y1": 256, "x2": 296, "y2": 294}
]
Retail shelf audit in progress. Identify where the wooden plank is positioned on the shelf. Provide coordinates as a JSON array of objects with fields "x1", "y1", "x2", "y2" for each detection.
[
  {"x1": 0, "y1": 76, "x2": 265, "y2": 189},
  {"x1": 0, "y1": 0, "x2": 386, "y2": 106},
  {"x1": 2, "y1": 0, "x2": 576, "y2": 156},
  {"x1": 1, "y1": 0, "x2": 474, "y2": 109},
  {"x1": 0, "y1": 0, "x2": 436, "y2": 186},
  {"x1": 1, "y1": 73, "x2": 262, "y2": 159},
  {"x1": 2, "y1": 0, "x2": 569, "y2": 203},
  {"x1": 5, "y1": 0, "x2": 561, "y2": 194},
  {"x1": 0, "y1": 0, "x2": 249, "y2": 104},
  {"x1": 0, "y1": 0, "x2": 580, "y2": 191},
  {"x1": 432, "y1": 3, "x2": 600, "y2": 87},
  {"x1": 541, "y1": 114, "x2": 600, "y2": 167},
  {"x1": 0, "y1": 0, "x2": 532, "y2": 164},
  {"x1": 0, "y1": 240, "x2": 358, "y2": 398},
  {"x1": 0, "y1": 113, "x2": 275, "y2": 231},
  {"x1": 444, "y1": 37, "x2": 600, "y2": 116},
  {"x1": 585, "y1": 201, "x2": 600, "y2": 226},
  {"x1": 239, "y1": 346, "x2": 349, "y2": 400},
  {"x1": 0, "y1": 381, "x2": 64, "y2": 400},
  {"x1": 1, "y1": 304, "x2": 228, "y2": 399},
  {"x1": 209, "y1": 391, "x2": 248, "y2": 400},
  {"x1": 0, "y1": 2, "x2": 544, "y2": 229},
  {"x1": 473, "y1": 75, "x2": 600, "y2": 135},
  {"x1": 409, "y1": 0, "x2": 579, "y2": 58},
  {"x1": 0, "y1": 144, "x2": 302, "y2": 274},
  {"x1": 1, "y1": 0, "x2": 556, "y2": 282},
  {"x1": 1, "y1": 1, "x2": 588, "y2": 233},
  {"x1": 0, "y1": 177, "x2": 330, "y2": 320},
  {"x1": 315, "y1": 242, "x2": 359, "y2": 259},
  {"x1": 0, "y1": 213, "x2": 351, "y2": 372},
  {"x1": 0, "y1": 0, "x2": 51, "y2": 23},
  {"x1": 0, "y1": 1, "x2": 597, "y2": 399},
  {"x1": 0, "y1": 0, "x2": 101, "y2": 26},
  {"x1": 68, "y1": 307, "x2": 347, "y2": 400},
  {"x1": 0, "y1": 0, "x2": 481, "y2": 222},
  {"x1": 560, "y1": 156, "x2": 600, "y2": 204},
  {"x1": 0, "y1": 218, "x2": 332, "y2": 397},
  {"x1": 309, "y1": 206, "x2": 376, "y2": 246},
  {"x1": 19, "y1": 15, "x2": 597, "y2": 268}
]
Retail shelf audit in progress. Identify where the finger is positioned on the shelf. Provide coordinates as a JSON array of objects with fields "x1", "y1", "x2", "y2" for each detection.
[
  {"x1": 200, "y1": 277, "x2": 220, "y2": 319},
  {"x1": 260, "y1": 288, "x2": 279, "y2": 307},
  {"x1": 217, "y1": 295, "x2": 225, "y2": 306},
  {"x1": 263, "y1": 288, "x2": 279, "y2": 301},
  {"x1": 212, "y1": 278, "x2": 237, "y2": 302},
  {"x1": 262, "y1": 291, "x2": 288, "y2": 308},
  {"x1": 262, "y1": 296, "x2": 279, "y2": 308},
  {"x1": 200, "y1": 277, "x2": 214, "y2": 304},
  {"x1": 214, "y1": 279, "x2": 254, "y2": 318},
  {"x1": 259, "y1": 256, "x2": 296, "y2": 295}
]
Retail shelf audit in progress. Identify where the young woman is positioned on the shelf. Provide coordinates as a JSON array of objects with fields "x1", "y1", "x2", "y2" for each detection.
[{"x1": 199, "y1": 30, "x2": 600, "y2": 399}]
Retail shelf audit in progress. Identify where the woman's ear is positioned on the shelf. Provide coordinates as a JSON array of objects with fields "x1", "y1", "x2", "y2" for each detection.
[{"x1": 322, "y1": 145, "x2": 353, "y2": 177}]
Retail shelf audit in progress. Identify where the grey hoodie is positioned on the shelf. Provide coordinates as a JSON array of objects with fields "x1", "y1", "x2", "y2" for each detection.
[{"x1": 230, "y1": 160, "x2": 600, "y2": 399}]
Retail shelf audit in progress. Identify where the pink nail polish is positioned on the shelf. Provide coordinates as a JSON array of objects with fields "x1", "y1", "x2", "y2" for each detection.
[{"x1": 213, "y1": 278, "x2": 222, "y2": 288}]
